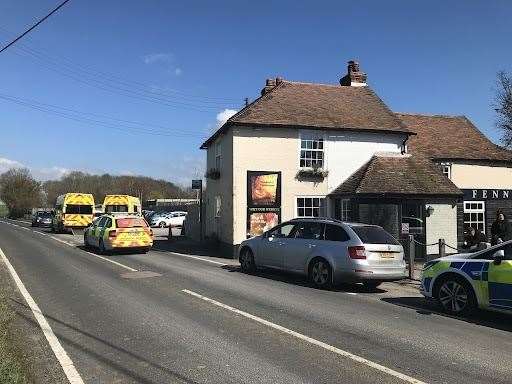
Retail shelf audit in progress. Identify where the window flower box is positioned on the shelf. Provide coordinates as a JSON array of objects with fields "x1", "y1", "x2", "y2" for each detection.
[{"x1": 296, "y1": 167, "x2": 328, "y2": 181}]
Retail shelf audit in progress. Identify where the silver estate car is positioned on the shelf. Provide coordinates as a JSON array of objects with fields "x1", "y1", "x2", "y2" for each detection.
[{"x1": 239, "y1": 218, "x2": 407, "y2": 289}]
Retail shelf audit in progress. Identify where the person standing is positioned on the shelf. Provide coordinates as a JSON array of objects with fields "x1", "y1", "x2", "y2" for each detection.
[{"x1": 491, "y1": 210, "x2": 512, "y2": 245}]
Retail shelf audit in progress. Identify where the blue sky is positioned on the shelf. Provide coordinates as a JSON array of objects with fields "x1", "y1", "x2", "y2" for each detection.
[{"x1": 0, "y1": 0, "x2": 511, "y2": 186}]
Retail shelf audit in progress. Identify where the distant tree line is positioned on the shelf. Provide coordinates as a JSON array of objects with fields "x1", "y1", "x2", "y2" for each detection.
[{"x1": 0, "y1": 169, "x2": 193, "y2": 218}]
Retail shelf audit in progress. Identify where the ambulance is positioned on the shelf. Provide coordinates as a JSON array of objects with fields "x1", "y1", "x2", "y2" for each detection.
[
  {"x1": 102, "y1": 195, "x2": 141, "y2": 215},
  {"x1": 52, "y1": 193, "x2": 95, "y2": 233}
]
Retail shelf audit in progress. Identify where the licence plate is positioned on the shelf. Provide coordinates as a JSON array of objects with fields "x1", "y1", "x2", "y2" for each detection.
[{"x1": 379, "y1": 252, "x2": 396, "y2": 259}]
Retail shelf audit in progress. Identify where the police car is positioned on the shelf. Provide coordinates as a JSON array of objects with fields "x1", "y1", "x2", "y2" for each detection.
[
  {"x1": 421, "y1": 240, "x2": 512, "y2": 316},
  {"x1": 84, "y1": 214, "x2": 153, "y2": 254}
]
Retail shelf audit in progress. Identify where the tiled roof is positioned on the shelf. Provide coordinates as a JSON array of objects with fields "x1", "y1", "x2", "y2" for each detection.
[
  {"x1": 330, "y1": 154, "x2": 462, "y2": 197},
  {"x1": 397, "y1": 113, "x2": 512, "y2": 163},
  {"x1": 201, "y1": 80, "x2": 411, "y2": 148}
]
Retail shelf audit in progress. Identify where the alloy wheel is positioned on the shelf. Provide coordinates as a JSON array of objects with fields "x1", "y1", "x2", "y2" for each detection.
[
  {"x1": 438, "y1": 280, "x2": 468, "y2": 314},
  {"x1": 311, "y1": 260, "x2": 329, "y2": 286}
]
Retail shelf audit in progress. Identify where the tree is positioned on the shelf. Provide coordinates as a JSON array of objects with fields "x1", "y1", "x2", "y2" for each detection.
[
  {"x1": 0, "y1": 168, "x2": 44, "y2": 218},
  {"x1": 495, "y1": 71, "x2": 512, "y2": 148}
]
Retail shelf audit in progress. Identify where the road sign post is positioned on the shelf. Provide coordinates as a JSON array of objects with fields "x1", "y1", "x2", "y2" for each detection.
[{"x1": 192, "y1": 180, "x2": 203, "y2": 241}]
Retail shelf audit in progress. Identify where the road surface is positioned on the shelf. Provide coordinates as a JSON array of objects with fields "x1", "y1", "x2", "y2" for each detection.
[{"x1": 1, "y1": 219, "x2": 511, "y2": 384}]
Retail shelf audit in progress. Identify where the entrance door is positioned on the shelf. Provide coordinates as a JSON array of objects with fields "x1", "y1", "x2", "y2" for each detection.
[{"x1": 401, "y1": 202, "x2": 426, "y2": 259}]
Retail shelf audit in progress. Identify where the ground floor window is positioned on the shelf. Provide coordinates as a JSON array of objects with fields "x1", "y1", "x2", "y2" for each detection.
[
  {"x1": 464, "y1": 201, "x2": 485, "y2": 233},
  {"x1": 339, "y1": 199, "x2": 350, "y2": 221},
  {"x1": 296, "y1": 197, "x2": 326, "y2": 218}
]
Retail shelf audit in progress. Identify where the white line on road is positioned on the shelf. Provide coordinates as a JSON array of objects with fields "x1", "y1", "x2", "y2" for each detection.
[
  {"x1": 182, "y1": 289, "x2": 427, "y2": 384},
  {"x1": 0, "y1": 220, "x2": 137, "y2": 272},
  {"x1": 153, "y1": 248, "x2": 229, "y2": 266},
  {"x1": 0, "y1": 246, "x2": 85, "y2": 384}
]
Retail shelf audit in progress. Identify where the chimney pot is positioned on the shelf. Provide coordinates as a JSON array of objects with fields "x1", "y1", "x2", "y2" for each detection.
[{"x1": 340, "y1": 59, "x2": 367, "y2": 87}]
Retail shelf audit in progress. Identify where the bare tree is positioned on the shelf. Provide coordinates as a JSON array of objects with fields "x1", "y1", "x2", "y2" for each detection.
[
  {"x1": 0, "y1": 168, "x2": 44, "y2": 218},
  {"x1": 495, "y1": 71, "x2": 512, "y2": 147}
]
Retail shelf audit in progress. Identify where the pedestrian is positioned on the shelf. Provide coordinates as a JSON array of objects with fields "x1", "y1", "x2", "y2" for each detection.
[
  {"x1": 491, "y1": 210, "x2": 512, "y2": 245},
  {"x1": 463, "y1": 227, "x2": 487, "y2": 249}
]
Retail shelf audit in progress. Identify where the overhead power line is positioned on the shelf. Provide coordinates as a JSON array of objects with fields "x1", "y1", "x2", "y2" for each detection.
[
  {"x1": 0, "y1": 0, "x2": 71, "y2": 54},
  {"x1": 0, "y1": 92, "x2": 207, "y2": 139}
]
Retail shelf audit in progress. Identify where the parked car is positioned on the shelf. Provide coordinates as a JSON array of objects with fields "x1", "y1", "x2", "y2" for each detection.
[
  {"x1": 150, "y1": 211, "x2": 187, "y2": 228},
  {"x1": 238, "y1": 218, "x2": 407, "y2": 289},
  {"x1": 32, "y1": 211, "x2": 53, "y2": 227},
  {"x1": 84, "y1": 214, "x2": 153, "y2": 254},
  {"x1": 421, "y1": 240, "x2": 512, "y2": 316}
]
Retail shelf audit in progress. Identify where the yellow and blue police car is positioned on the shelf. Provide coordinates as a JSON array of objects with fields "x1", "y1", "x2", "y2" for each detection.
[{"x1": 421, "y1": 240, "x2": 512, "y2": 316}]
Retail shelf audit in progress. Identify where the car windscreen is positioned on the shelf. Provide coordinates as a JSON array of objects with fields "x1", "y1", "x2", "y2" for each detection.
[
  {"x1": 38, "y1": 212, "x2": 52, "y2": 218},
  {"x1": 116, "y1": 218, "x2": 148, "y2": 228},
  {"x1": 65, "y1": 205, "x2": 93, "y2": 214},
  {"x1": 105, "y1": 204, "x2": 128, "y2": 213},
  {"x1": 349, "y1": 225, "x2": 400, "y2": 245}
]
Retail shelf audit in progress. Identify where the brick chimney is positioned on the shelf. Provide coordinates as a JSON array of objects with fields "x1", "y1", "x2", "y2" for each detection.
[
  {"x1": 261, "y1": 77, "x2": 283, "y2": 96},
  {"x1": 339, "y1": 60, "x2": 367, "y2": 87}
]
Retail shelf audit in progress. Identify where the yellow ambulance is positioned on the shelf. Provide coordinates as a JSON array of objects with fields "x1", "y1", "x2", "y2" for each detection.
[
  {"x1": 52, "y1": 193, "x2": 95, "y2": 232},
  {"x1": 102, "y1": 195, "x2": 141, "y2": 215}
]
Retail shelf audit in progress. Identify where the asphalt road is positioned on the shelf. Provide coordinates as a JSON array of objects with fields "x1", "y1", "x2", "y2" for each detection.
[{"x1": 1, "y1": 219, "x2": 512, "y2": 384}]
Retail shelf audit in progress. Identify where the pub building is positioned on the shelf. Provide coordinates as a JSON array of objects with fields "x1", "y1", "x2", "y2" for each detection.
[{"x1": 200, "y1": 60, "x2": 512, "y2": 258}]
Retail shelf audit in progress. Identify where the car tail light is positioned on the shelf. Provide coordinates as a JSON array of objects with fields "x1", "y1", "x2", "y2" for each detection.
[
  {"x1": 348, "y1": 246, "x2": 367, "y2": 259},
  {"x1": 108, "y1": 230, "x2": 117, "y2": 238}
]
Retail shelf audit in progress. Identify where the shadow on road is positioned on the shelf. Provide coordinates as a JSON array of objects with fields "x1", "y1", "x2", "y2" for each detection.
[
  {"x1": 76, "y1": 245, "x2": 149, "y2": 256},
  {"x1": 221, "y1": 265, "x2": 387, "y2": 294},
  {"x1": 151, "y1": 238, "x2": 229, "y2": 259},
  {"x1": 10, "y1": 298, "x2": 200, "y2": 384},
  {"x1": 382, "y1": 296, "x2": 512, "y2": 332}
]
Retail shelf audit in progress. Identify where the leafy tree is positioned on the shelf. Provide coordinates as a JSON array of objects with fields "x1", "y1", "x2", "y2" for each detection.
[
  {"x1": 495, "y1": 71, "x2": 512, "y2": 147},
  {"x1": 43, "y1": 172, "x2": 193, "y2": 206},
  {"x1": 0, "y1": 168, "x2": 43, "y2": 218}
]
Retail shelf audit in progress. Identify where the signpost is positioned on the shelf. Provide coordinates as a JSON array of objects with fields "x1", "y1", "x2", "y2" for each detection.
[{"x1": 192, "y1": 179, "x2": 203, "y2": 241}]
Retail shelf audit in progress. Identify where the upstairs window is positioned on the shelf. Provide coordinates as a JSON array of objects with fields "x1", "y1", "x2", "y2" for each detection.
[
  {"x1": 300, "y1": 134, "x2": 324, "y2": 168},
  {"x1": 215, "y1": 142, "x2": 222, "y2": 170},
  {"x1": 441, "y1": 163, "x2": 451, "y2": 179}
]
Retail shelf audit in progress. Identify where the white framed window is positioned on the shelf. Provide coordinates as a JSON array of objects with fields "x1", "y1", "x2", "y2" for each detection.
[
  {"x1": 340, "y1": 199, "x2": 351, "y2": 221},
  {"x1": 215, "y1": 142, "x2": 222, "y2": 170},
  {"x1": 296, "y1": 197, "x2": 326, "y2": 218},
  {"x1": 464, "y1": 201, "x2": 485, "y2": 233},
  {"x1": 300, "y1": 134, "x2": 324, "y2": 168},
  {"x1": 215, "y1": 196, "x2": 221, "y2": 218},
  {"x1": 440, "y1": 163, "x2": 451, "y2": 179}
]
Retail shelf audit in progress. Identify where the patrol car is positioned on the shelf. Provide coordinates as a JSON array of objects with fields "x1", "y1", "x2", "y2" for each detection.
[
  {"x1": 421, "y1": 240, "x2": 512, "y2": 316},
  {"x1": 84, "y1": 214, "x2": 153, "y2": 254}
]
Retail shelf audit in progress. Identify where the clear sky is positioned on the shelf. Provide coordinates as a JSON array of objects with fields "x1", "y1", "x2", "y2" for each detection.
[{"x1": 0, "y1": 0, "x2": 511, "y2": 186}]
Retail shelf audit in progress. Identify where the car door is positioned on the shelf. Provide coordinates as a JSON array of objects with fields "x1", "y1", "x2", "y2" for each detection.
[
  {"x1": 92, "y1": 217, "x2": 107, "y2": 247},
  {"x1": 486, "y1": 243, "x2": 512, "y2": 311},
  {"x1": 283, "y1": 221, "x2": 325, "y2": 272},
  {"x1": 258, "y1": 223, "x2": 297, "y2": 269}
]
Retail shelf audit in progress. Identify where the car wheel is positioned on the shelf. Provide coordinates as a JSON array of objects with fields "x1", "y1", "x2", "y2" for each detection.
[
  {"x1": 239, "y1": 248, "x2": 256, "y2": 273},
  {"x1": 159, "y1": 222, "x2": 166, "y2": 228},
  {"x1": 435, "y1": 275, "x2": 476, "y2": 316},
  {"x1": 309, "y1": 258, "x2": 332, "y2": 289},
  {"x1": 363, "y1": 281, "x2": 382, "y2": 291}
]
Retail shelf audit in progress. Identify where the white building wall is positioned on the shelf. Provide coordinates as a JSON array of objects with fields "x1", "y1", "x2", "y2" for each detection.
[
  {"x1": 425, "y1": 203, "x2": 458, "y2": 255},
  {"x1": 325, "y1": 131, "x2": 406, "y2": 192}
]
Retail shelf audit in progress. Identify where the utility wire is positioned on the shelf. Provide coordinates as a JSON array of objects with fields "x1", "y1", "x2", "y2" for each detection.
[
  {"x1": 0, "y1": 92, "x2": 207, "y2": 138},
  {"x1": 0, "y1": 0, "x2": 70, "y2": 54},
  {"x1": 0, "y1": 26, "x2": 240, "y2": 105}
]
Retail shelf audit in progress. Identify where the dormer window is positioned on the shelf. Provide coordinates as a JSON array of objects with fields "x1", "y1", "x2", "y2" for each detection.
[
  {"x1": 300, "y1": 134, "x2": 324, "y2": 168},
  {"x1": 441, "y1": 163, "x2": 451, "y2": 179}
]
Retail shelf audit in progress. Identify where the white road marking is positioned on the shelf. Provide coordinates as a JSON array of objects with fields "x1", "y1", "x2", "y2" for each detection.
[
  {"x1": 0, "y1": 220, "x2": 137, "y2": 272},
  {"x1": 182, "y1": 289, "x2": 427, "y2": 384},
  {"x1": 346, "y1": 292, "x2": 358, "y2": 296},
  {"x1": 0, "y1": 246, "x2": 85, "y2": 384},
  {"x1": 156, "y1": 249, "x2": 228, "y2": 266}
]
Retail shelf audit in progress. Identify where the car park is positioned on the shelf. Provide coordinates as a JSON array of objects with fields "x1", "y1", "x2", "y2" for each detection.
[
  {"x1": 421, "y1": 240, "x2": 512, "y2": 316},
  {"x1": 84, "y1": 214, "x2": 153, "y2": 254},
  {"x1": 31, "y1": 211, "x2": 53, "y2": 227},
  {"x1": 238, "y1": 218, "x2": 407, "y2": 289},
  {"x1": 150, "y1": 211, "x2": 187, "y2": 228}
]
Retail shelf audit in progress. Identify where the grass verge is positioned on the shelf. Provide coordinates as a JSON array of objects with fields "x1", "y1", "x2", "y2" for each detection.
[{"x1": 0, "y1": 280, "x2": 29, "y2": 384}]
